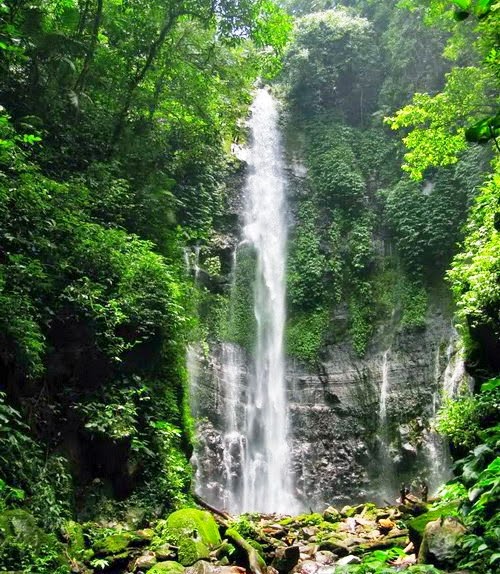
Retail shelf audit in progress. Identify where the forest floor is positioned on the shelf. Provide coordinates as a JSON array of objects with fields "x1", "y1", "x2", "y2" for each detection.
[{"x1": 23, "y1": 495, "x2": 465, "y2": 574}]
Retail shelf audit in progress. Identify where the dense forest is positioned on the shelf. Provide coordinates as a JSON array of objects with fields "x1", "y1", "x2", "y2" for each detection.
[{"x1": 0, "y1": 1, "x2": 498, "y2": 574}]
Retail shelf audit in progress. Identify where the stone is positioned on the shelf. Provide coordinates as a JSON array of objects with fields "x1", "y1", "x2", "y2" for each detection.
[
  {"x1": 61, "y1": 520, "x2": 86, "y2": 558},
  {"x1": 0, "y1": 509, "x2": 49, "y2": 550},
  {"x1": 322, "y1": 508, "x2": 340, "y2": 523},
  {"x1": 149, "y1": 562, "x2": 185, "y2": 574},
  {"x1": 417, "y1": 517, "x2": 466, "y2": 569},
  {"x1": 407, "y1": 504, "x2": 458, "y2": 551},
  {"x1": 178, "y1": 538, "x2": 210, "y2": 566},
  {"x1": 156, "y1": 544, "x2": 176, "y2": 560},
  {"x1": 313, "y1": 551, "x2": 336, "y2": 565},
  {"x1": 336, "y1": 555, "x2": 361, "y2": 566},
  {"x1": 378, "y1": 518, "x2": 395, "y2": 532},
  {"x1": 272, "y1": 545, "x2": 300, "y2": 574},
  {"x1": 163, "y1": 509, "x2": 222, "y2": 548},
  {"x1": 93, "y1": 531, "x2": 141, "y2": 556},
  {"x1": 133, "y1": 551, "x2": 157, "y2": 571},
  {"x1": 317, "y1": 538, "x2": 349, "y2": 557},
  {"x1": 302, "y1": 527, "x2": 318, "y2": 539},
  {"x1": 184, "y1": 561, "x2": 245, "y2": 574},
  {"x1": 291, "y1": 560, "x2": 319, "y2": 574}
]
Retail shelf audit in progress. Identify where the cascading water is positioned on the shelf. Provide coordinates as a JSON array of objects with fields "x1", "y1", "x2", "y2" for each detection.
[
  {"x1": 189, "y1": 89, "x2": 297, "y2": 514},
  {"x1": 239, "y1": 88, "x2": 297, "y2": 513},
  {"x1": 377, "y1": 349, "x2": 395, "y2": 500}
]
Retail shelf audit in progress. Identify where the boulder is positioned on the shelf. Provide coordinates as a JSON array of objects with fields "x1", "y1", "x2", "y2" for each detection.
[
  {"x1": 178, "y1": 538, "x2": 210, "y2": 566},
  {"x1": 322, "y1": 508, "x2": 340, "y2": 523},
  {"x1": 133, "y1": 551, "x2": 157, "y2": 571},
  {"x1": 149, "y1": 561, "x2": 185, "y2": 574},
  {"x1": 185, "y1": 562, "x2": 245, "y2": 574},
  {"x1": 407, "y1": 504, "x2": 458, "y2": 551},
  {"x1": 417, "y1": 517, "x2": 466, "y2": 569},
  {"x1": 317, "y1": 537, "x2": 349, "y2": 557},
  {"x1": 93, "y1": 531, "x2": 142, "y2": 556},
  {"x1": 272, "y1": 546, "x2": 300, "y2": 573},
  {"x1": 377, "y1": 518, "x2": 395, "y2": 532},
  {"x1": 0, "y1": 509, "x2": 49, "y2": 550},
  {"x1": 336, "y1": 555, "x2": 361, "y2": 566},
  {"x1": 61, "y1": 520, "x2": 85, "y2": 559},
  {"x1": 161, "y1": 509, "x2": 221, "y2": 548}
]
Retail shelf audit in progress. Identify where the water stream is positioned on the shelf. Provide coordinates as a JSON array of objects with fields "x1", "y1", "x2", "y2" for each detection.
[{"x1": 239, "y1": 88, "x2": 297, "y2": 513}]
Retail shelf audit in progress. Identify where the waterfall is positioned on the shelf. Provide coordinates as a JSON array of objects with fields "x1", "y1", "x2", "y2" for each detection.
[
  {"x1": 422, "y1": 345, "x2": 451, "y2": 493},
  {"x1": 377, "y1": 349, "x2": 395, "y2": 501},
  {"x1": 239, "y1": 88, "x2": 297, "y2": 513},
  {"x1": 379, "y1": 349, "x2": 390, "y2": 424}
]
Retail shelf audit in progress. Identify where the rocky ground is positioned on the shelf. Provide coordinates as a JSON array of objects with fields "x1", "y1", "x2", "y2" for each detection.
[{"x1": 0, "y1": 497, "x2": 468, "y2": 574}]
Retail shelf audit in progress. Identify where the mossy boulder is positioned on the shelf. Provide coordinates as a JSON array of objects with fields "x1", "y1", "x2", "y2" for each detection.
[
  {"x1": 407, "y1": 504, "x2": 458, "y2": 550},
  {"x1": 149, "y1": 561, "x2": 185, "y2": 574},
  {"x1": 0, "y1": 510, "x2": 49, "y2": 549},
  {"x1": 178, "y1": 538, "x2": 210, "y2": 566},
  {"x1": 417, "y1": 517, "x2": 466, "y2": 569},
  {"x1": 0, "y1": 510, "x2": 67, "y2": 570},
  {"x1": 61, "y1": 520, "x2": 85, "y2": 559},
  {"x1": 164, "y1": 509, "x2": 221, "y2": 548},
  {"x1": 93, "y1": 531, "x2": 142, "y2": 556}
]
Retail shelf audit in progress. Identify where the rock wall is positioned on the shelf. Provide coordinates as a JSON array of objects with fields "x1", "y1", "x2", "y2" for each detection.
[{"x1": 189, "y1": 305, "x2": 467, "y2": 512}]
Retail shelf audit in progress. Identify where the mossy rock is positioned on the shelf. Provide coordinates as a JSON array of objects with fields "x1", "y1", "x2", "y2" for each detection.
[
  {"x1": 248, "y1": 540, "x2": 265, "y2": 559},
  {"x1": 61, "y1": 520, "x2": 85, "y2": 558},
  {"x1": 407, "y1": 504, "x2": 459, "y2": 549},
  {"x1": 0, "y1": 510, "x2": 67, "y2": 570},
  {"x1": 279, "y1": 513, "x2": 323, "y2": 527},
  {"x1": 178, "y1": 538, "x2": 210, "y2": 566},
  {"x1": 93, "y1": 531, "x2": 141, "y2": 556},
  {"x1": 149, "y1": 561, "x2": 186, "y2": 574},
  {"x1": 163, "y1": 509, "x2": 221, "y2": 548},
  {"x1": 0, "y1": 510, "x2": 49, "y2": 549}
]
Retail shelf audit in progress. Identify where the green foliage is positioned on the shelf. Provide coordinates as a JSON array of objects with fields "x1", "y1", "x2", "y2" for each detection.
[
  {"x1": 0, "y1": 392, "x2": 73, "y2": 530},
  {"x1": 448, "y1": 162, "x2": 500, "y2": 356},
  {"x1": 386, "y1": 0, "x2": 499, "y2": 180},
  {"x1": 283, "y1": 7, "x2": 381, "y2": 124},
  {"x1": 436, "y1": 378, "x2": 499, "y2": 450},
  {"x1": 287, "y1": 199, "x2": 329, "y2": 310},
  {"x1": 286, "y1": 309, "x2": 329, "y2": 364},
  {"x1": 225, "y1": 246, "x2": 257, "y2": 350},
  {"x1": 383, "y1": 146, "x2": 488, "y2": 277},
  {"x1": 433, "y1": 378, "x2": 499, "y2": 572}
]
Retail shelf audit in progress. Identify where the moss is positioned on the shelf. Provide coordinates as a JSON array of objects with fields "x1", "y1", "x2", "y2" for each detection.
[
  {"x1": 0, "y1": 510, "x2": 49, "y2": 549},
  {"x1": 279, "y1": 513, "x2": 324, "y2": 527},
  {"x1": 163, "y1": 508, "x2": 221, "y2": 547},
  {"x1": 178, "y1": 538, "x2": 210, "y2": 566},
  {"x1": 61, "y1": 520, "x2": 85, "y2": 559},
  {"x1": 407, "y1": 503, "x2": 459, "y2": 548},
  {"x1": 93, "y1": 532, "x2": 141, "y2": 556},
  {"x1": 149, "y1": 561, "x2": 185, "y2": 574},
  {"x1": 248, "y1": 540, "x2": 265, "y2": 559},
  {"x1": 0, "y1": 510, "x2": 68, "y2": 572}
]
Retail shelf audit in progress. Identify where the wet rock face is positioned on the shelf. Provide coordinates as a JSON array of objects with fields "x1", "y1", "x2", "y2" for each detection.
[
  {"x1": 191, "y1": 307, "x2": 462, "y2": 511},
  {"x1": 287, "y1": 311, "x2": 458, "y2": 509}
]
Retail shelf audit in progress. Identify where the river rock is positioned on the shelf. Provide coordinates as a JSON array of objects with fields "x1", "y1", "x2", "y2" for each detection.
[
  {"x1": 336, "y1": 555, "x2": 361, "y2": 566},
  {"x1": 313, "y1": 551, "x2": 336, "y2": 565},
  {"x1": 149, "y1": 562, "x2": 185, "y2": 574},
  {"x1": 407, "y1": 504, "x2": 458, "y2": 550},
  {"x1": 417, "y1": 517, "x2": 466, "y2": 568},
  {"x1": 163, "y1": 509, "x2": 221, "y2": 548},
  {"x1": 272, "y1": 545, "x2": 300, "y2": 573},
  {"x1": 322, "y1": 508, "x2": 340, "y2": 523},
  {"x1": 133, "y1": 551, "x2": 157, "y2": 571},
  {"x1": 378, "y1": 518, "x2": 395, "y2": 532}
]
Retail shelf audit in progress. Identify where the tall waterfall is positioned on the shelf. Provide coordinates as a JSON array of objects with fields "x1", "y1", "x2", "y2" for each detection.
[{"x1": 239, "y1": 88, "x2": 296, "y2": 513}]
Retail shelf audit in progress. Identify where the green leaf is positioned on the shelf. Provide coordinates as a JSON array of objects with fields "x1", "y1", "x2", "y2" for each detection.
[{"x1": 465, "y1": 113, "x2": 500, "y2": 143}]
